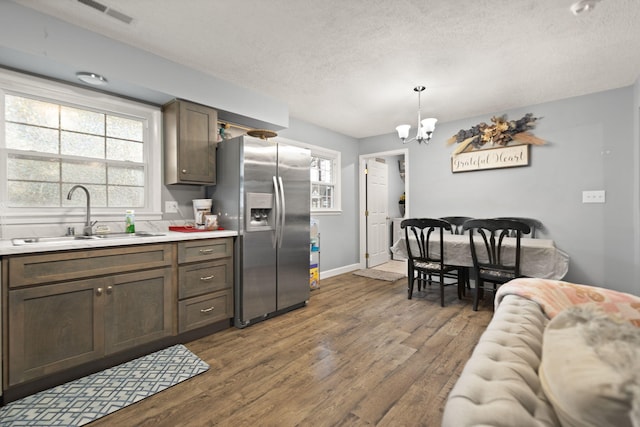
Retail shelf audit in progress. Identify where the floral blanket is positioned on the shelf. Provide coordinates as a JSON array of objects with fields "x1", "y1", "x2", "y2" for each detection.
[{"x1": 496, "y1": 278, "x2": 640, "y2": 327}]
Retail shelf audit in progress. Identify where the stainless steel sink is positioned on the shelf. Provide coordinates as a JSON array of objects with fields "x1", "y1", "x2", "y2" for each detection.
[
  {"x1": 91, "y1": 231, "x2": 165, "y2": 239},
  {"x1": 11, "y1": 231, "x2": 165, "y2": 246}
]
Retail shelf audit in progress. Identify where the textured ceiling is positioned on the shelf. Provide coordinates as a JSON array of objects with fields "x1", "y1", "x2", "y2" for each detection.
[{"x1": 12, "y1": 0, "x2": 640, "y2": 139}]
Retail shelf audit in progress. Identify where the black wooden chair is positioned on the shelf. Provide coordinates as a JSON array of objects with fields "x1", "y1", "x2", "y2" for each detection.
[
  {"x1": 439, "y1": 216, "x2": 475, "y2": 296},
  {"x1": 462, "y1": 218, "x2": 531, "y2": 311},
  {"x1": 401, "y1": 218, "x2": 463, "y2": 307},
  {"x1": 495, "y1": 217, "x2": 543, "y2": 238},
  {"x1": 439, "y1": 216, "x2": 474, "y2": 235}
]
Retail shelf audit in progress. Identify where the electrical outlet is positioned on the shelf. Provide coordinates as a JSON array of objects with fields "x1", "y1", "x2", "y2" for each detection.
[
  {"x1": 582, "y1": 190, "x2": 605, "y2": 204},
  {"x1": 165, "y1": 201, "x2": 179, "y2": 213}
]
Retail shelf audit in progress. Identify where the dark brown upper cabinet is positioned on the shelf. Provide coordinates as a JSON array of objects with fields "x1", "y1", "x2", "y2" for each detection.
[{"x1": 163, "y1": 99, "x2": 218, "y2": 185}]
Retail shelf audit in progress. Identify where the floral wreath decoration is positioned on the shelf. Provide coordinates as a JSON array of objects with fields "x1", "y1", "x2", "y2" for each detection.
[{"x1": 447, "y1": 113, "x2": 545, "y2": 156}]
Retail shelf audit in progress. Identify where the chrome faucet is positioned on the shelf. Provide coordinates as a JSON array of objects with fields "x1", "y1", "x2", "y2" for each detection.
[{"x1": 67, "y1": 184, "x2": 95, "y2": 236}]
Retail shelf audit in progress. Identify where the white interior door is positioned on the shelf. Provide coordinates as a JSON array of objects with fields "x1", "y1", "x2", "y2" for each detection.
[{"x1": 366, "y1": 159, "x2": 390, "y2": 267}]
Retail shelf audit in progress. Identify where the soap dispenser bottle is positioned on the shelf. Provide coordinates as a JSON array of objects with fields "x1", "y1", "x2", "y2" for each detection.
[{"x1": 125, "y1": 210, "x2": 135, "y2": 233}]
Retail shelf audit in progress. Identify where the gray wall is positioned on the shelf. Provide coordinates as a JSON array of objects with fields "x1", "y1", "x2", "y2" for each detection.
[
  {"x1": 383, "y1": 155, "x2": 406, "y2": 219},
  {"x1": 0, "y1": 2, "x2": 289, "y2": 131},
  {"x1": 360, "y1": 86, "x2": 640, "y2": 295},
  {"x1": 2, "y1": 1, "x2": 639, "y2": 294},
  {"x1": 279, "y1": 118, "x2": 360, "y2": 273},
  {"x1": 0, "y1": 1, "x2": 293, "y2": 226},
  {"x1": 634, "y1": 77, "x2": 640, "y2": 289},
  {"x1": 0, "y1": 2, "x2": 362, "y2": 276}
]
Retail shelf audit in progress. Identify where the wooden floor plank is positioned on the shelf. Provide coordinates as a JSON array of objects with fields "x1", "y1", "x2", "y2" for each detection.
[{"x1": 89, "y1": 272, "x2": 492, "y2": 426}]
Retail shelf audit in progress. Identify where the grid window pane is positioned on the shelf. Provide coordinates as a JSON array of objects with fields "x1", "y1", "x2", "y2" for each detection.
[
  {"x1": 107, "y1": 138, "x2": 143, "y2": 162},
  {"x1": 107, "y1": 116, "x2": 143, "y2": 140},
  {"x1": 62, "y1": 184, "x2": 107, "y2": 208},
  {"x1": 5, "y1": 95, "x2": 59, "y2": 128},
  {"x1": 6, "y1": 123, "x2": 59, "y2": 153},
  {"x1": 3, "y1": 89, "x2": 152, "y2": 212},
  {"x1": 311, "y1": 154, "x2": 336, "y2": 210},
  {"x1": 318, "y1": 158, "x2": 332, "y2": 183},
  {"x1": 7, "y1": 156, "x2": 60, "y2": 181},
  {"x1": 61, "y1": 131, "x2": 105, "y2": 158},
  {"x1": 62, "y1": 161, "x2": 106, "y2": 184},
  {"x1": 109, "y1": 165, "x2": 145, "y2": 186},
  {"x1": 108, "y1": 185, "x2": 144, "y2": 208},
  {"x1": 8, "y1": 181, "x2": 60, "y2": 207},
  {"x1": 60, "y1": 106, "x2": 105, "y2": 135},
  {"x1": 311, "y1": 183, "x2": 333, "y2": 209}
]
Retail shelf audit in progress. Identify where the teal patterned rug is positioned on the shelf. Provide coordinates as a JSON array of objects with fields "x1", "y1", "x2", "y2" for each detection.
[{"x1": 0, "y1": 344, "x2": 209, "y2": 426}]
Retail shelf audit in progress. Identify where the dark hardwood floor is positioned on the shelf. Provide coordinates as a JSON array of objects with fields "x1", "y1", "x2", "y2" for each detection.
[{"x1": 91, "y1": 272, "x2": 493, "y2": 426}]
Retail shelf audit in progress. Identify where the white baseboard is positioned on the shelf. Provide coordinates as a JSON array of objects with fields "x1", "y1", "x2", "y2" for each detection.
[{"x1": 320, "y1": 263, "x2": 360, "y2": 279}]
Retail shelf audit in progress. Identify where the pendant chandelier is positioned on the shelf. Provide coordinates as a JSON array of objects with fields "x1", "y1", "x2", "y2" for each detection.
[{"x1": 395, "y1": 85, "x2": 437, "y2": 144}]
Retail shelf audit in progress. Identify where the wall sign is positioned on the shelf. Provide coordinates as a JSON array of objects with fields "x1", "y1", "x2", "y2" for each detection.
[{"x1": 451, "y1": 144, "x2": 529, "y2": 173}]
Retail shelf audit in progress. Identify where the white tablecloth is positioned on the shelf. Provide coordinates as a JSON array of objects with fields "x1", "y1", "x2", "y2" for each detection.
[{"x1": 390, "y1": 234, "x2": 569, "y2": 280}]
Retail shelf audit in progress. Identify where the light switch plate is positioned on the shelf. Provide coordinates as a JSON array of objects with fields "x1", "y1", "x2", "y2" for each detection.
[
  {"x1": 582, "y1": 190, "x2": 605, "y2": 203},
  {"x1": 165, "y1": 201, "x2": 179, "y2": 213}
]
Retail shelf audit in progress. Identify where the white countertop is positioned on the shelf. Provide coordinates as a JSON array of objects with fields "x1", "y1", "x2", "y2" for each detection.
[{"x1": 0, "y1": 230, "x2": 238, "y2": 256}]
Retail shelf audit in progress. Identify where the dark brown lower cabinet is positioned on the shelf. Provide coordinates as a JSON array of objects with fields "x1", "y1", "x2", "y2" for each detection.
[
  {"x1": 8, "y1": 267, "x2": 173, "y2": 386},
  {"x1": 2, "y1": 238, "x2": 234, "y2": 398}
]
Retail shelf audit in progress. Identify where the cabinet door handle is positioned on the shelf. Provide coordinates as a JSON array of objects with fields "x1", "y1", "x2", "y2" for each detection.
[
  {"x1": 200, "y1": 275, "x2": 215, "y2": 281},
  {"x1": 199, "y1": 249, "x2": 214, "y2": 254},
  {"x1": 106, "y1": 286, "x2": 113, "y2": 295},
  {"x1": 96, "y1": 287, "x2": 103, "y2": 296},
  {"x1": 200, "y1": 306, "x2": 215, "y2": 313},
  {"x1": 182, "y1": 169, "x2": 187, "y2": 173}
]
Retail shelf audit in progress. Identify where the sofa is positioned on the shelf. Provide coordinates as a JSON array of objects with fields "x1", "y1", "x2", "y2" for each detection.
[{"x1": 442, "y1": 278, "x2": 640, "y2": 427}]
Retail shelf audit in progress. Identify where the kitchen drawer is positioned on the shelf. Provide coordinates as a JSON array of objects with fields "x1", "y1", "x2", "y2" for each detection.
[
  {"x1": 178, "y1": 238, "x2": 232, "y2": 264},
  {"x1": 8, "y1": 244, "x2": 174, "y2": 288},
  {"x1": 178, "y1": 258, "x2": 231, "y2": 299},
  {"x1": 178, "y1": 290, "x2": 232, "y2": 333}
]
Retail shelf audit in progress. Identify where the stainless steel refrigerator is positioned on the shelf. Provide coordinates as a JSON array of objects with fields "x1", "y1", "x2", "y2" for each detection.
[{"x1": 208, "y1": 135, "x2": 310, "y2": 328}]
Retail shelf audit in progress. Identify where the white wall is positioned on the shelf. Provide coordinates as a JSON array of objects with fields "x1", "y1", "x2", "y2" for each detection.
[{"x1": 360, "y1": 87, "x2": 639, "y2": 295}]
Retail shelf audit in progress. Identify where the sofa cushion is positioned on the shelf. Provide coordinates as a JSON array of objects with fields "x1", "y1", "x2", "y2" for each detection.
[
  {"x1": 442, "y1": 294, "x2": 559, "y2": 427},
  {"x1": 539, "y1": 304, "x2": 640, "y2": 427}
]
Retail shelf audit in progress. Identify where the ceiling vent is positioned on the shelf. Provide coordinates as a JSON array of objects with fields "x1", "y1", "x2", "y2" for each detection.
[{"x1": 77, "y1": 0, "x2": 133, "y2": 24}]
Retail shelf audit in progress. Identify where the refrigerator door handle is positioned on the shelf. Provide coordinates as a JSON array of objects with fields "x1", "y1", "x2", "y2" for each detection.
[
  {"x1": 278, "y1": 176, "x2": 286, "y2": 248},
  {"x1": 272, "y1": 175, "x2": 281, "y2": 248}
]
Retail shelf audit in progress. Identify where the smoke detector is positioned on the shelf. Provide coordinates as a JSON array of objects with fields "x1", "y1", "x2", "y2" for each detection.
[{"x1": 570, "y1": 0, "x2": 602, "y2": 15}]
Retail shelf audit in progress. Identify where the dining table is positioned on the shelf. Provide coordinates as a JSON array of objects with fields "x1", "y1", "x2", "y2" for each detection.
[{"x1": 390, "y1": 233, "x2": 569, "y2": 280}]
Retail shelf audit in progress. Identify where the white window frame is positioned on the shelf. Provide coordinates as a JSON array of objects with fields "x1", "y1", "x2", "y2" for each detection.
[
  {"x1": 274, "y1": 137, "x2": 341, "y2": 214},
  {"x1": 0, "y1": 68, "x2": 162, "y2": 225}
]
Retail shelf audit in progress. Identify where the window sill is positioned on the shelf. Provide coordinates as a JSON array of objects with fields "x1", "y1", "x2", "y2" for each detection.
[
  {"x1": 0, "y1": 211, "x2": 164, "y2": 225},
  {"x1": 311, "y1": 210, "x2": 342, "y2": 216}
]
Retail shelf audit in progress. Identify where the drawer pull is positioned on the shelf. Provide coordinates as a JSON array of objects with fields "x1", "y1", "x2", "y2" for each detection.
[
  {"x1": 199, "y1": 249, "x2": 214, "y2": 254},
  {"x1": 200, "y1": 306, "x2": 215, "y2": 313},
  {"x1": 200, "y1": 275, "x2": 215, "y2": 281}
]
